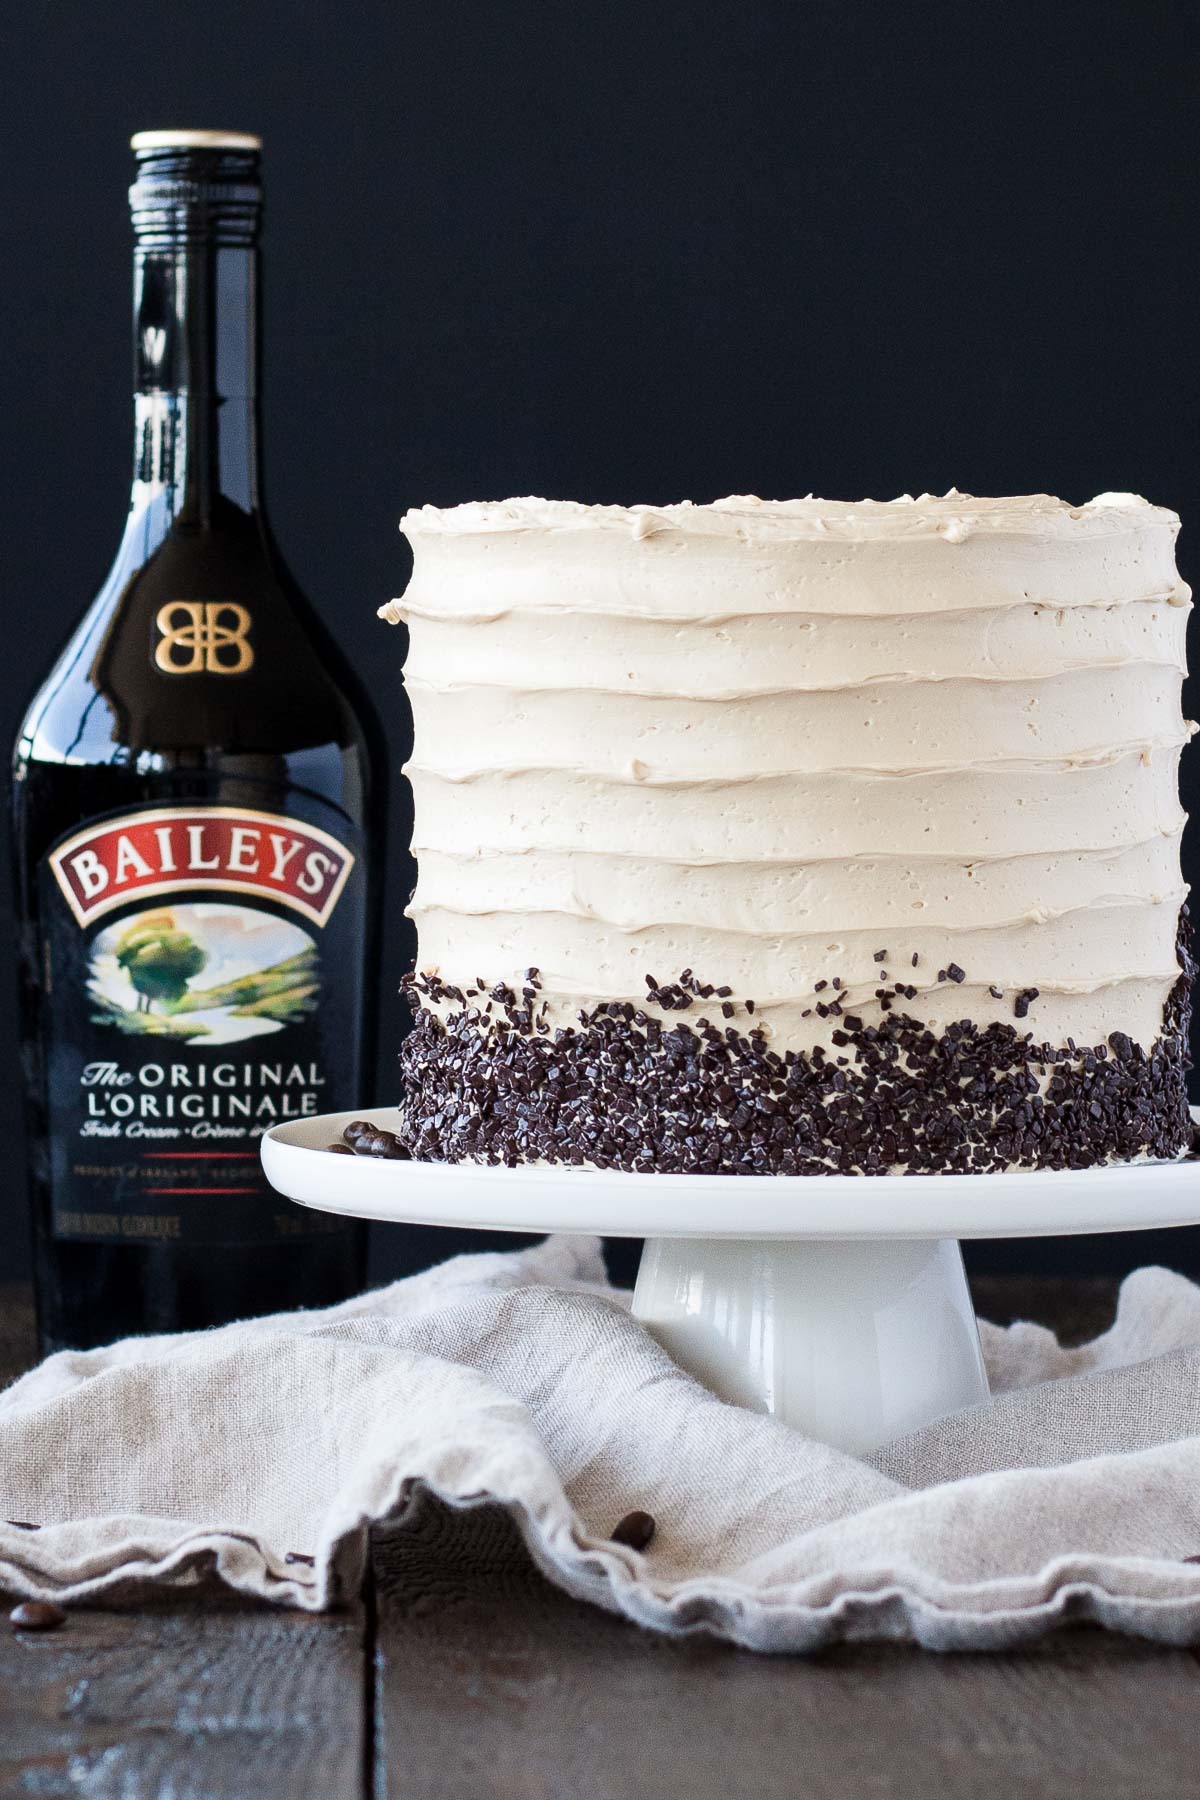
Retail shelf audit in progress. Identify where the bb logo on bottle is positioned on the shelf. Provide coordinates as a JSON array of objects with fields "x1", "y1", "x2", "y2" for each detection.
[
  {"x1": 155, "y1": 602, "x2": 255, "y2": 674},
  {"x1": 49, "y1": 808, "x2": 354, "y2": 929}
]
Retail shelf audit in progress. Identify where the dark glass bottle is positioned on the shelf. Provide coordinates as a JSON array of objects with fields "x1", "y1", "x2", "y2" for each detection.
[{"x1": 12, "y1": 131, "x2": 382, "y2": 1352}]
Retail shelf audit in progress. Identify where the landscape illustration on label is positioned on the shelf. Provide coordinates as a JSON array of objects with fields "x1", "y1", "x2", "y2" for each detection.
[{"x1": 88, "y1": 901, "x2": 319, "y2": 1046}]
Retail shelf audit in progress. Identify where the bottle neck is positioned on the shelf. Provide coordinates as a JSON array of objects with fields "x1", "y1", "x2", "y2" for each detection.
[{"x1": 132, "y1": 237, "x2": 263, "y2": 524}]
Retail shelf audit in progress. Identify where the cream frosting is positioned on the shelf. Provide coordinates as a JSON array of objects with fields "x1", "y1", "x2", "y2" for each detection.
[{"x1": 388, "y1": 492, "x2": 1192, "y2": 1053}]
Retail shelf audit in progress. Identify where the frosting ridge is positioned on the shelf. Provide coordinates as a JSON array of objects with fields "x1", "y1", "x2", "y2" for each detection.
[{"x1": 390, "y1": 492, "x2": 1192, "y2": 1061}]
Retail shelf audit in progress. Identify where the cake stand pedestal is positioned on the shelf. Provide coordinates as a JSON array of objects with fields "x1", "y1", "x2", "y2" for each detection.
[
  {"x1": 262, "y1": 1110, "x2": 1199, "y2": 1456},
  {"x1": 633, "y1": 1235, "x2": 986, "y2": 1452}
]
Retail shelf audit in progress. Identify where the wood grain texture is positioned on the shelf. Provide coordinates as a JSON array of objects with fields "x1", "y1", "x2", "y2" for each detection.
[
  {"x1": 373, "y1": 1498, "x2": 1200, "y2": 1800},
  {"x1": 0, "y1": 1587, "x2": 367, "y2": 1799}
]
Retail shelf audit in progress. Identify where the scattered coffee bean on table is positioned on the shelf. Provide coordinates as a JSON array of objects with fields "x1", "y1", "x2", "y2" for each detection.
[
  {"x1": 611, "y1": 1509, "x2": 656, "y2": 1551},
  {"x1": 9, "y1": 1601, "x2": 66, "y2": 1632}
]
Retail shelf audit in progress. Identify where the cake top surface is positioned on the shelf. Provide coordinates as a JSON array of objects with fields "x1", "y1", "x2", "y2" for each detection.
[{"x1": 400, "y1": 490, "x2": 1179, "y2": 544}]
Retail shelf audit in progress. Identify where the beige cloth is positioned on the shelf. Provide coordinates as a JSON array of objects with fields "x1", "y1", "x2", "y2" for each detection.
[{"x1": 3, "y1": 1237, "x2": 1200, "y2": 1652}]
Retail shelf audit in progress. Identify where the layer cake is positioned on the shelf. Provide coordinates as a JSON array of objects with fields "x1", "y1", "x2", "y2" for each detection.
[{"x1": 382, "y1": 492, "x2": 1194, "y2": 1173}]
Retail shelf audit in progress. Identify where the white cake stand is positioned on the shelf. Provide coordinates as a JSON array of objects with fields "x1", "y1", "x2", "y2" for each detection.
[{"x1": 262, "y1": 1109, "x2": 1200, "y2": 1455}]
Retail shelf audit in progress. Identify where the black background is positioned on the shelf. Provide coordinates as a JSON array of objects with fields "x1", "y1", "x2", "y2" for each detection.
[{"x1": 4, "y1": 1, "x2": 1198, "y2": 1287}]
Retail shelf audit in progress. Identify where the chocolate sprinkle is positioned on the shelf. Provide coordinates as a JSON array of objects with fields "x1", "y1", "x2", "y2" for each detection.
[{"x1": 389, "y1": 915, "x2": 1193, "y2": 1177}]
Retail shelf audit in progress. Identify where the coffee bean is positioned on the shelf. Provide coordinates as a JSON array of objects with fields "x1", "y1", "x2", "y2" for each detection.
[
  {"x1": 327, "y1": 1143, "x2": 353, "y2": 1156},
  {"x1": 10, "y1": 1601, "x2": 66, "y2": 1632},
  {"x1": 611, "y1": 1509, "x2": 655, "y2": 1551},
  {"x1": 340, "y1": 1120, "x2": 409, "y2": 1160}
]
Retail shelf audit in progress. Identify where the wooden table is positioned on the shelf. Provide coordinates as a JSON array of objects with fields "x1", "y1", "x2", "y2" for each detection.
[{"x1": 3, "y1": 1278, "x2": 1200, "y2": 1799}]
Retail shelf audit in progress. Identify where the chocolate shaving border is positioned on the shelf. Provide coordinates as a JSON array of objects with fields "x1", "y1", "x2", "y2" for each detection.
[{"x1": 387, "y1": 912, "x2": 1194, "y2": 1176}]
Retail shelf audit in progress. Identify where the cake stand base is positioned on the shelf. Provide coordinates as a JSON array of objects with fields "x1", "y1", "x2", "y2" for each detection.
[
  {"x1": 261, "y1": 1108, "x2": 1199, "y2": 1456},
  {"x1": 633, "y1": 1235, "x2": 988, "y2": 1452}
]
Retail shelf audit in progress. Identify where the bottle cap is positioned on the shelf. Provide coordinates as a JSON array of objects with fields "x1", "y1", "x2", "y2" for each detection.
[
  {"x1": 129, "y1": 133, "x2": 262, "y2": 248},
  {"x1": 131, "y1": 129, "x2": 262, "y2": 153}
]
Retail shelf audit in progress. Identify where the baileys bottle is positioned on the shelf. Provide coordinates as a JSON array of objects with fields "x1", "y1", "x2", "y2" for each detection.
[{"x1": 11, "y1": 130, "x2": 384, "y2": 1351}]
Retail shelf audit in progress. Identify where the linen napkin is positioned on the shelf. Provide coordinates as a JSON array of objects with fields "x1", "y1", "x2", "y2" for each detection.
[{"x1": 4, "y1": 1235, "x2": 1200, "y2": 1652}]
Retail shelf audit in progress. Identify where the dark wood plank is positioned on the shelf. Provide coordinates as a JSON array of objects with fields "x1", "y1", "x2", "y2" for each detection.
[
  {"x1": 373, "y1": 1500, "x2": 1200, "y2": 1800},
  {"x1": 0, "y1": 1288, "x2": 368, "y2": 1799},
  {"x1": 0, "y1": 1586, "x2": 368, "y2": 1799}
]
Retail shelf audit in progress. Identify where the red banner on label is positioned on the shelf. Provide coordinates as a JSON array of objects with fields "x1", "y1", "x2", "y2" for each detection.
[{"x1": 49, "y1": 807, "x2": 355, "y2": 930}]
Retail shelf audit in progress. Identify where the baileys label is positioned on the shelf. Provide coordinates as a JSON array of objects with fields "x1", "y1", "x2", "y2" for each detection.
[
  {"x1": 49, "y1": 806, "x2": 354, "y2": 929},
  {"x1": 39, "y1": 800, "x2": 364, "y2": 1246}
]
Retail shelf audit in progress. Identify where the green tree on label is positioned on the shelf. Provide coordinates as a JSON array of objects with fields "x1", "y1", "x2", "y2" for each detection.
[{"x1": 114, "y1": 911, "x2": 208, "y2": 1013}]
